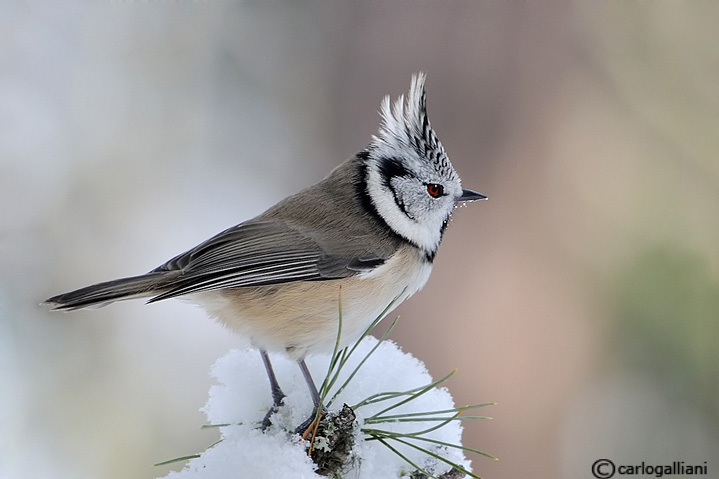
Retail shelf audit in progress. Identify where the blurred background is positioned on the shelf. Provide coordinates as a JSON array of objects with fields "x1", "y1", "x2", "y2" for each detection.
[{"x1": 2, "y1": 2, "x2": 718, "y2": 478}]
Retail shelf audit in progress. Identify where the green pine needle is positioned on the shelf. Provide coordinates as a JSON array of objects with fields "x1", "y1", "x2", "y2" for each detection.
[
  {"x1": 153, "y1": 438, "x2": 223, "y2": 467},
  {"x1": 377, "y1": 435, "x2": 483, "y2": 479},
  {"x1": 153, "y1": 454, "x2": 202, "y2": 467},
  {"x1": 373, "y1": 436, "x2": 439, "y2": 479}
]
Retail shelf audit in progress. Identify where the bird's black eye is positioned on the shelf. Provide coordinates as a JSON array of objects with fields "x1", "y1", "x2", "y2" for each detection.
[{"x1": 426, "y1": 183, "x2": 444, "y2": 198}]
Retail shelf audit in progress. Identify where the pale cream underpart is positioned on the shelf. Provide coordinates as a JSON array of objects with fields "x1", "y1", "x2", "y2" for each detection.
[{"x1": 189, "y1": 244, "x2": 431, "y2": 359}]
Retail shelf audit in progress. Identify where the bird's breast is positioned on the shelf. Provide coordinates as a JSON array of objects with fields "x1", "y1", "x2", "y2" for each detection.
[{"x1": 191, "y1": 245, "x2": 432, "y2": 358}]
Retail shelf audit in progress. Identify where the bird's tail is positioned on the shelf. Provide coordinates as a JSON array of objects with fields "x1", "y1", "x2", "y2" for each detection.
[{"x1": 44, "y1": 271, "x2": 179, "y2": 311}]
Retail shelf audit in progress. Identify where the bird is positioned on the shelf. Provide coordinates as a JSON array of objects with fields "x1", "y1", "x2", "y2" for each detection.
[{"x1": 44, "y1": 72, "x2": 486, "y2": 431}]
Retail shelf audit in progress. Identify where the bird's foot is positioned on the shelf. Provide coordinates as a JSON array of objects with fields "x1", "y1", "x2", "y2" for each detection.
[
  {"x1": 260, "y1": 401, "x2": 284, "y2": 431},
  {"x1": 295, "y1": 405, "x2": 328, "y2": 439}
]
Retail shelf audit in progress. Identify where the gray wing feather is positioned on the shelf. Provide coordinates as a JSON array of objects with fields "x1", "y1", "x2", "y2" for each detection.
[{"x1": 147, "y1": 220, "x2": 385, "y2": 302}]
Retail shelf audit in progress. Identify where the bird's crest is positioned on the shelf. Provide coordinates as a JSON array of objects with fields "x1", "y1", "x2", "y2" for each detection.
[{"x1": 370, "y1": 72, "x2": 456, "y2": 179}]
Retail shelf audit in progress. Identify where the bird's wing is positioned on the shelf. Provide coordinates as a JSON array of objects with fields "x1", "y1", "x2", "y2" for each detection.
[{"x1": 147, "y1": 220, "x2": 386, "y2": 302}]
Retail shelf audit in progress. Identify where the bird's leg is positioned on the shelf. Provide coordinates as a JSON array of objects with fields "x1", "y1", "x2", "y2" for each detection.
[
  {"x1": 260, "y1": 349, "x2": 285, "y2": 430},
  {"x1": 295, "y1": 358, "x2": 327, "y2": 436}
]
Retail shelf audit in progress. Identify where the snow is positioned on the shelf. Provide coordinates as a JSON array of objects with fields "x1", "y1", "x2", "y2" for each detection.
[{"x1": 158, "y1": 337, "x2": 472, "y2": 479}]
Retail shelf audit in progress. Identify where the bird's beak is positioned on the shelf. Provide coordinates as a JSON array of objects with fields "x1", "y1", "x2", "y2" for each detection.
[{"x1": 457, "y1": 188, "x2": 487, "y2": 202}]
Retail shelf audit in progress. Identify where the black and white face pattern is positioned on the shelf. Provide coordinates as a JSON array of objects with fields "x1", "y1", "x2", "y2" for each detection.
[{"x1": 364, "y1": 73, "x2": 465, "y2": 260}]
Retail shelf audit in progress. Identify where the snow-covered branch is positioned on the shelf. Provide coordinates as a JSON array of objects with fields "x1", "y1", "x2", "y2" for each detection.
[{"x1": 158, "y1": 337, "x2": 489, "y2": 479}]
